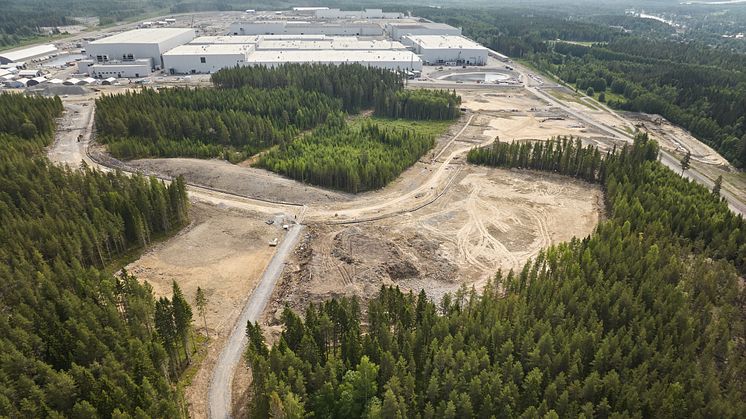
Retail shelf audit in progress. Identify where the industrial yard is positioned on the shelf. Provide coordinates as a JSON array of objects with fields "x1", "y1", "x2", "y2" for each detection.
[{"x1": 31, "y1": 6, "x2": 746, "y2": 419}]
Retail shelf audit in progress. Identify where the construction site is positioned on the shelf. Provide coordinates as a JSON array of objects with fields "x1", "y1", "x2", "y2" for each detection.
[{"x1": 39, "y1": 8, "x2": 746, "y2": 419}]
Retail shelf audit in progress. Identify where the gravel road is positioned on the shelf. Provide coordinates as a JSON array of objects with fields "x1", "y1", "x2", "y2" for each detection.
[{"x1": 207, "y1": 224, "x2": 304, "y2": 419}]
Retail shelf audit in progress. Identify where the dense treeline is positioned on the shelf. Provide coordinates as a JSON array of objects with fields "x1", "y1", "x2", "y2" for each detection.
[
  {"x1": 0, "y1": 0, "x2": 172, "y2": 47},
  {"x1": 532, "y1": 38, "x2": 746, "y2": 167},
  {"x1": 257, "y1": 114, "x2": 436, "y2": 193},
  {"x1": 96, "y1": 86, "x2": 338, "y2": 160},
  {"x1": 0, "y1": 93, "x2": 192, "y2": 417},
  {"x1": 467, "y1": 137, "x2": 603, "y2": 183},
  {"x1": 211, "y1": 63, "x2": 403, "y2": 113},
  {"x1": 375, "y1": 89, "x2": 461, "y2": 121},
  {"x1": 414, "y1": 7, "x2": 623, "y2": 58},
  {"x1": 243, "y1": 134, "x2": 746, "y2": 418}
]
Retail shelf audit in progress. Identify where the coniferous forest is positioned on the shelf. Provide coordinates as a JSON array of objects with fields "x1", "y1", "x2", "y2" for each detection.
[
  {"x1": 257, "y1": 113, "x2": 438, "y2": 193},
  {"x1": 374, "y1": 89, "x2": 462, "y2": 121},
  {"x1": 95, "y1": 64, "x2": 460, "y2": 191},
  {"x1": 0, "y1": 93, "x2": 193, "y2": 417},
  {"x1": 243, "y1": 134, "x2": 746, "y2": 418},
  {"x1": 95, "y1": 86, "x2": 340, "y2": 161}
]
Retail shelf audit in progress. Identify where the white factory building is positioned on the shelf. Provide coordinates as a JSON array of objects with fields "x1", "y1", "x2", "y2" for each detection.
[
  {"x1": 163, "y1": 44, "x2": 252, "y2": 74},
  {"x1": 255, "y1": 38, "x2": 407, "y2": 51},
  {"x1": 403, "y1": 35, "x2": 489, "y2": 65},
  {"x1": 228, "y1": 21, "x2": 383, "y2": 36},
  {"x1": 82, "y1": 59, "x2": 153, "y2": 78},
  {"x1": 0, "y1": 44, "x2": 58, "y2": 65},
  {"x1": 161, "y1": 34, "x2": 419, "y2": 74},
  {"x1": 85, "y1": 28, "x2": 195, "y2": 69},
  {"x1": 314, "y1": 8, "x2": 404, "y2": 19},
  {"x1": 386, "y1": 22, "x2": 461, "y2": 40},
  {"x1": 244, "y1": 50, "x2": 421, "y2": 71}
]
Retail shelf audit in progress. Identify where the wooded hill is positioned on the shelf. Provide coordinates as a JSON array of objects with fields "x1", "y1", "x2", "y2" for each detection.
[
  {"x1": 243, "y1": 134, "x2": 746, "y2": 418},
  {"x1": 0, "y1": 93, "x2": 193, "y2": 417}
]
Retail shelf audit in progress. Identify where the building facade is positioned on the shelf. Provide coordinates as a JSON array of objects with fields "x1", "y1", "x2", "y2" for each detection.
[
  {"x1": 85, "y1": 28, "x2": 195, "y2": 69},
  {"x1": 402, "y1": 35, "x2": 488, "y2": 65}
]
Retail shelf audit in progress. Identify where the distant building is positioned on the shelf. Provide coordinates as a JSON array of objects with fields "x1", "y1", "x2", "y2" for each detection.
[
  {"x1": 227, "y1": 21, "x2": 383, "y2": 37},
  {"x1": 386, "y1": 22, "x2": 461, "y2": 40},
  {"x1": 315, "y1": 8, "x2": 404, "y2": 19},
  {"x1": 0, "y1": 44, "x2": 57, "y2": 64}
]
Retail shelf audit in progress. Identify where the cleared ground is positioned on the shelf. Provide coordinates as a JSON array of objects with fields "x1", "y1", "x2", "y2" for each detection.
[
  {"x1": 123, "y1": 203, "x2": 284, "y2": 419},
  {"x1": 265, "y1": 166, "x2": 603, "y2": 320}
]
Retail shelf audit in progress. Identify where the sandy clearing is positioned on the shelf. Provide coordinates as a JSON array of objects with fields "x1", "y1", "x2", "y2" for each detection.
[
  {"x1": 460, "y1": 88, "x2": 547, "y2": 112},
  {"x1": 124, "y1": 203, "x2": 282, "y2": 419},
  {"x1": 482, "y1": 114, "x2": 591, "y2": 141},
  {"x1": 127, "y1": 158, "x2": 351, "y2": 205},
  {"x1": 629, "y1": 113, "x2": 732, "y2": 168},
  {"x1": 266, "y1": 166, "x2": 603, "y2": 319}
]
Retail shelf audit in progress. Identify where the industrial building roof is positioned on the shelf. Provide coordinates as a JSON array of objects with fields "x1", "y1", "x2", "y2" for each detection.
[
  {"x1": 164, "y1": 44, "x2": 252, "y2": 56},
  {"x1": 404, "y1": 35, "x2": 487, "y2": 50},
  {"x1": 256, "y1": 39, "x2": 407, "y2": 51},
  {"x1": 0, "y1": 44, "x2": 57, "y2": 63},
  {"x1": 89, "y1": 28, "x2": 194, "y2": 44},
  {"x1": 389, "y1": 22, "x2": 458, "y2": 30},
  {"x1": 246, "y1": 49, "x2": 421, "y2": 64},
  {"x1": 191, "y1": 36, "x2": 261, "y2": 44}
]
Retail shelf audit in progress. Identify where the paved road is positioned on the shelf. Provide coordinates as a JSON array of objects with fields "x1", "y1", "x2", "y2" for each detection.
[
  {"x1": 208, "y1": 224, "x2": 304, "y2": 419},
  {"x1": 510, "y1": 62, "x2": 746, "y2": 217}
]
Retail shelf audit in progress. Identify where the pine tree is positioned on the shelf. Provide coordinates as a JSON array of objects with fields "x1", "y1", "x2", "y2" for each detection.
[
  {"x1": 680, "y1": 150, "x2": 691, "y2": 175},
  {"x1": 195, "y1": 286, "x2": 209, "y2": 338}
]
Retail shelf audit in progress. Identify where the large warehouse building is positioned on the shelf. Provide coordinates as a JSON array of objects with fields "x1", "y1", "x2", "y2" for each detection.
[
  {"x1": 244, "y1": 50, "x2": 422, "y2": 71},
  {"x1": 386, "y1": 22, "x2": 461, "y2": 40},
  {"x1": 228, "y1": 21, "x2": 384, "y2": 36},
  {"x1": 0, "y1": 44, "x2": 57, "y2": 65},
  {"x1": 403, "y1": 35, "x2": 488, "y2": 65},
  {"x1": 314, "y1": 8, "x2": 404, "y2": 19},
  {"x1": 85, "y1": 28, "x2": 195, "y2": 69},
  {"x1": 255, "y1": 38, "x2": 407, "y2": 51},
  {"x1": 162, "y1": 34, "x2": 418, "y2": 74},
  {"x1": 163, "y1": 44, "x2": 251, "y2": 74}
]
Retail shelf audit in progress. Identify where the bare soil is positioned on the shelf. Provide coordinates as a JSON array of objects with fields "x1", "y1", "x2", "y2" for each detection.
[
  {"x1": 265, "y1": 166, "x2": 603, "y2": 321},
  {"x1": 127, "y1": 158, "x2": 351, "y2": 204},
  {"x1": 124, "y1": 203, "x2": 280, "y2": 419}
]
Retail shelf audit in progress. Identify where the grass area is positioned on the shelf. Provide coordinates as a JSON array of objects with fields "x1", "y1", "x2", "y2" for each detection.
[
  {"x1": 348, "y1": 116, "x2": 453, "y2": 139},
  {"x1": 547, "y1": 88, "x2": 601, "y2": 111},
  {"x1": 177, "y1": 333, "x2": 211, "y2": 391},
  {"x1": 0, "y1": 32, "x2": 74, "y2": 52}
]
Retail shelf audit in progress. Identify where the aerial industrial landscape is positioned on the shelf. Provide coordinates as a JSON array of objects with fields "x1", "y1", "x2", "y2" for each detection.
[{"x1": 1, "y1": 1, "x2": 746, "y2": 418}]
